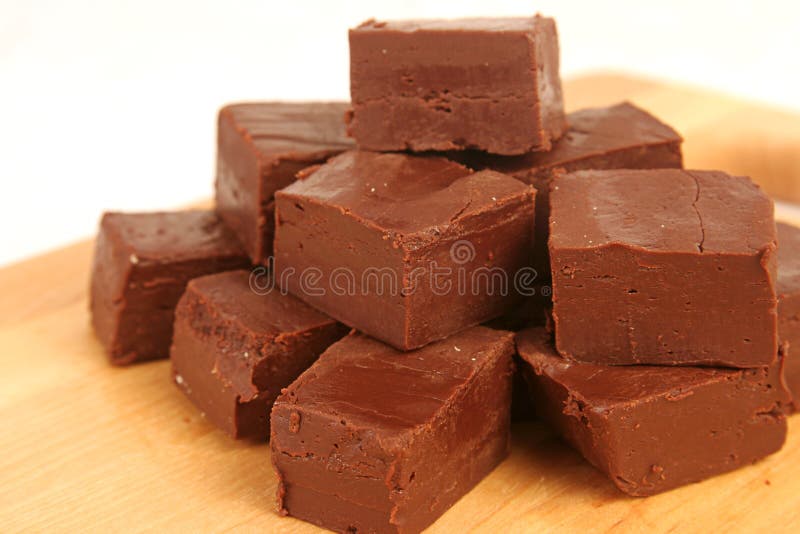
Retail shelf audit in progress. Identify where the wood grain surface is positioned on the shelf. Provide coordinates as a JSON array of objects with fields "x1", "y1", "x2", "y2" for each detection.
[{"x1": 2, "y1": 74, "x2": 800, "y2": 533}]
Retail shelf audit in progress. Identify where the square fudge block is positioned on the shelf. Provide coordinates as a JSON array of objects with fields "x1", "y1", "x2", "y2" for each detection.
[
  {"x1": 458, "y1": 102, "x2": 684, "y2": 277},
  {"x1": 216, "y1": 102, "x2": 353, "y2": 264},
  {"x1": 170, "y1": 270, "x2": 346, "y2": 440},
  {"x1": 90, "y1": 211, "x2": 250, "y2": 365},
  {"x1": 274, "y1": 151, "x2": 536, "y2": 351},
  {"x1": 777, "y1": 222, "x2": 800, "y2": 411},
  {"x1": 550, "y1": 169, "x2": 778, "y2": 367},
  {"x1": 516, "y1": 328, "x2": 788, "y2": 497},
  {"x1": 347, "y1": 15, "x2": 566, "y2": 155},
  {"x1": 271, "y1": 326, "x2": 515, "y2": 533}
]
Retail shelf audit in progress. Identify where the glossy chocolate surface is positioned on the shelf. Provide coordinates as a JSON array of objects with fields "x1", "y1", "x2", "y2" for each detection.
[
  {"x1": 170, "y1": 270, "x2": 346, "y2": 439},
  {"x1": 271, "y1": 326, "x2": 514, "y2": 533},
  {"x1": 90, "y1": 211, "x2": 250, "y2": 365},
  {"x1": 457, "y1": 102, "x2": 683, "y2": 275},
  {"x1": 550, "y1": 169, "x2": 778, "y2": 367},
  {"x1": 347, "y1": 15, "x2": 566, "y2": 155},
  {"x1": 215, "y1": 102, "x2": 353, "y2": 264},
  {"x1": 517, "y1": 327, "x2": 788, "y2": 496},
  {"x1": 274, "y1": 151, "x2": 536, "y2": 350}
]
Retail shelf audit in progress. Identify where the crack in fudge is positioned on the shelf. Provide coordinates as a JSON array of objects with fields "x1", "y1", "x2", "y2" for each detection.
[
  {"x1": 550, "y1": 169, "x2": 778, "y2": 367},
  {"x1": 347, "y1": 15, "x2": 566, "y2": 155},
  {"x1": 271, "y1": 326, "x2": 515, "y2": 533},
  {"x1": 777, "y1": 222, "x2": 800, "y2": 411},
  {"x1": 456, "y1": 102, "x2": 684, "y2": 276},
  {"x1": 170, "y1": 270, "x2": 347, "y2": 440},
  {"x1": 517, "y1": 327, "x2": 788, "y2": 497},
  {"x1": 274, "y1": 150, "x2": 536, "y2": 351},
  {"x1": 216, "y1": 102, "x2": 353, "y2": 264},
  {"x1": 90, "y1": 211, "x2": 250, "y2": 365}
]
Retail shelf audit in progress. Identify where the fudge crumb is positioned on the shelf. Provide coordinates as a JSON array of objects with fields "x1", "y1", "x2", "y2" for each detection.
[{"x1": 289, "y1": 411, "x2": 302, "y2": 433}]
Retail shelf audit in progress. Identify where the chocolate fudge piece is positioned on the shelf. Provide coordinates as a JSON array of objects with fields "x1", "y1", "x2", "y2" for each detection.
[
  {"x1": 274, "y1": 151, "x2": 536, "y2": 351},
  {"x1": 550, "y1": 169, "x2": 778, "y2": 367},
  {"x1": 271, "y1": 326, "x2": 515, "y2": 533},
  {"x1": 216, "y1": 102, "x2": 353, "y2": 264},
  {"x1": 347, "y1": 15, "x2": 566, "y2": 155},
  {"x1": 516, "y1": 327, "x2": 788, "y2": 497},
  {"x1": 90, "y1": 211, "x2": 250, "y2": 365},
  {"x1": 170, "y1": 270, "x2": 346, "y2": 440},
  {"x1": 778, "y1": 222, "x2": 800, "y2": 411},
  {"x1": 458, "y1": 102, "x2": 683, "y2": 276}
]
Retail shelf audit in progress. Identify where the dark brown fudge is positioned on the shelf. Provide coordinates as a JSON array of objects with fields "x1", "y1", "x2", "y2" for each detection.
[
  {"x1": 778, "y1": 222, "x2": 800, "y2": 412},
  {"x1": 347, "y1": 15, "x2": 566, "y2": 155},
  {"x1": 90, "y1": 211, "x2": 250, "y2": 365},
  {"x1": 216, "y1": 102, "x2": 353, "y2": 264},
  {"x1": 550, "y1": 169, "x2": 778, "y2": 367},
  {"x1": 170, "y1": 270, "x2": 346, "y2": 440},
  {"x1": 271, "y1": 326, "x2": 515, "y2": 533},
  {"x1": 274, "y1": 150, "x2": 536, "y2": 351},
  {"x1": 458, "y1": 102, "x2": 684, "y2": 276},
  {"x1": 517, "y1": 327, "x2": 788, "y2": 497}
]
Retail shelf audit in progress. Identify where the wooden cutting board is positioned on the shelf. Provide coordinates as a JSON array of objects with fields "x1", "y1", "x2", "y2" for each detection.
[{"x1": 2, "y1": 74, "x2": 800, "y2": 533}]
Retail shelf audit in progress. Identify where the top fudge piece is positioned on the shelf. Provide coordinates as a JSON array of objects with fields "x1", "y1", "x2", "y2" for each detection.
[
  {"x1": 216, "y1": 102, "x2": 353, "y2": 265},
  {"x1": 274, "y1": 151, "x2": 536, "y2": 351},
  {"x1": 516, "y1": 327, "x2": 788, "y2": 497},
  {"x1": 271, "y1": 326, "x2": 515, "y2": 533},
  {"x1": 550, "y1": 169, "x2": 778, "y2": 367},
  {"x1": 459, "y1": 102, "x2": 684, "y2": 276},
  {"x1": 777, "y1": 222, "x2": 800, "y2": 410},
  {"x1": 90, "y1": 210, "x2": 250, "y2": 365},
  {"x1": 347, "y1": 15, "x2": 566, "y2": 155}
]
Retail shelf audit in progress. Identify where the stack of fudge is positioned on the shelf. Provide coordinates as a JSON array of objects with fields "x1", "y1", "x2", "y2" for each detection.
[{"x1": 88, "y1": 13, "x2": 800, "y2": 533}]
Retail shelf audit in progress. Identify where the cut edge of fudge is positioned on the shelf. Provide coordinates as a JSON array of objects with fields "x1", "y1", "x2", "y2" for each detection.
[
  {"x1": 170, "y1": 269, "x2": 347, "y2": 440},
  {"x1": 777, "y1": 221, "x2": 800, "y2": 412},
  {"x1": 347, "y1": 15, "x2": 567, "y2": 155},
  {"x1": 215, "y1": 102, "x2": 353, "y2": 264},
  {"x1": 516, "y1": 327, "x2": 788, "y2": 497},
  {"x1": 270, "y1": 327, "x2": 515, "y2": 532},
  {"x1": 274, "y1": 152, "x2": 536, "y2": 350},
  {"x1": 89, "y1": 210, "x2": 250, "y2": 365},
  {"x1": 549, "y1": 169, "x2": 778, "y2": 367}
]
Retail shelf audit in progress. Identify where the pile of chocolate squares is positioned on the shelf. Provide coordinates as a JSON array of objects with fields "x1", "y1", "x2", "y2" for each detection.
[{"x1": 89, "y1": 14, "x2": 800, "y2": 533}]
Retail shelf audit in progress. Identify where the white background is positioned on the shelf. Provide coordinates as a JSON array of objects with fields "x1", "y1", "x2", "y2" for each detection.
[{"x1": 1, "y1": 0, "x2": 799, "y2": 266}]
